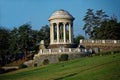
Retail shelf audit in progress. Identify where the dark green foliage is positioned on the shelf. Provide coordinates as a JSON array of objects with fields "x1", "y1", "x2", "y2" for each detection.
[
  {"x1": 59, "y1": 54, "x2": 68, "y2": 61},
  {"x1": 9, "y1": 27, "x2": 19, "y2": 54},
  {"x1": 0, "y1": 68, "x2": 5, "y2": 74},
  {"x1": 83, "y1": 9, "x2": 108, "y2": 39},
  {"x1": 74, "y1": 34, "x2": 84, "y2": 44},
  {"x1": 42, "y1": 59, "x2": 49, "y2": 65},
  {"x1": 97, "y1": 50, "x2": 120, "y2": 56},
  {"x1": 0, "y1": 23, "x2": 50, "y2": 66},
  {"x1": 83, "y1": 9, "x2": 120, "y2": 39},
  {"x1": 94, "y1": 18, "x2": 120, "y2": 39},
  {"x1": 0, "y1": 27, "x2": 10, "y2": 55},
  {"x1": 0, "y1": 27, "x2": 10, "y2": 65},
  {"x1": 34, "y1": 63, "x2": 37, "y2": 67},
  {"x1": 97, "y1": 52, "x2": 110, "y2": 56},
  {"x1": 113, "y1": 50, "x2": 120, "y2": 54},
  {"x1": 16, "y1": 23, "x2": 34, "y2": 59},
  {"x1": 19, "y1": 64, "x2": 27, "y2": 69},
  {"x1": 83, "y1": 9, "x2": 95, "y2": 37},
  {"x1": 18, "y1": 24, "x2": 32, "y2": 49},
  {"x1": 38, "y1": 25, "x2": 50, "y2": 48}
]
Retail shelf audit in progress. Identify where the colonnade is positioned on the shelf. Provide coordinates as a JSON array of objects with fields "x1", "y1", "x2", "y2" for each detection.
[{"x1": 50, "y1": 22, "x2": 73, "y2": 44}]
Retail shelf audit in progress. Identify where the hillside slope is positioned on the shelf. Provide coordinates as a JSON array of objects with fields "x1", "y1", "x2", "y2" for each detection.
[{"x1": 0, "y1": 54, "x2": 120, "y2": 80}]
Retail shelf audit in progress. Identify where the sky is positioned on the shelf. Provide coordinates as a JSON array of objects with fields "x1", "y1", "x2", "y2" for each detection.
[{"x1": 0, "y1": 0, "x2": 120, "y2": 37}]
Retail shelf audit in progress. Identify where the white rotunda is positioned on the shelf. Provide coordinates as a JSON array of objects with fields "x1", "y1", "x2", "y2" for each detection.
[{"x1": 49, "y1": 9, "x2": 76, "y2": 48}]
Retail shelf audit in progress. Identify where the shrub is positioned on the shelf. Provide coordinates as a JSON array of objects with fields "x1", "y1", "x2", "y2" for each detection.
[
  {"x1": 34, "y1": 63, "x2": 37, "y2": 67},
  {"x1": 106, "y1": 51, "x2": 111, "y2": 55},
  {"x1": 42, "y1": 59, "x2": 49, "y2": 65},
  {"x1": 97, "y1": 50, "x2": 120, "y2": 56},
  {"x1": 59, "y1": 54, "x2": 68, "y2": 61},
  {"x1": 0, "y1": 68, "x2": 5, "y2": 74},
  {"x1": 19, "y1": 64, "x2": 27, "y2": 69},
  {"x1": 113, "y1": 50, "x2": 120, "y2": 54}
]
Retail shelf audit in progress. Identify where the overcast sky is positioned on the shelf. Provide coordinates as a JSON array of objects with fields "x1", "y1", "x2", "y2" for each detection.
[{"x1": 0, "y1": 0, "x2": 120, "y2": 36}]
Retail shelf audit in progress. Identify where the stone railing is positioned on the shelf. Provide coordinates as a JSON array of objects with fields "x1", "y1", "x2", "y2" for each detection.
[
  {"x1": 38, "y1": 48, "x2": 84, "y2": 54},
  {"x1": 53, "y1": 40, "x2": 70, "y2": 44},
  {"x1": 80, "y1": 39, "x2": 120, "y2": 44}
]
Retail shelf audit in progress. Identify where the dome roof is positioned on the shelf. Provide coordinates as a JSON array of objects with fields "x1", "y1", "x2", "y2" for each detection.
[{"x1": 49, "y1": 9, "x2": 74, "y2": 20}]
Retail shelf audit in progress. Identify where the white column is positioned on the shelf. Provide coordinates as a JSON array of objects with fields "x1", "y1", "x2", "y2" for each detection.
[
  {"x1": 50, "y1": 23, "x2": 52, "y2": 44},
  {"x1": 57, "y1": 23, "x2": 59, "y2": 43},
  {"x1": 71, "y1": 23, "x2": 73, "y2": 43},
  {"x1": 52, "y1": 24, "x2": 54, "y2": 44},
  {"x1": 63, "y1": 23, "x2": 66, "y2": 43},
  {"x1": 50, "y1": 23, "x2": 54, "y2": 44},
  {"x1": 69, "y1": 23, "x2": 72, "y2": 43}
]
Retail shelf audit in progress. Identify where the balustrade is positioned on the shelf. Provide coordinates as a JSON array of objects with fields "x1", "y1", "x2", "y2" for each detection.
[
  {"x1": 80, "y1": 39, "x2": 120, "y2": 44},
  {"x1": 38, "y1": 48, "x2": 83, "y2": 54}
]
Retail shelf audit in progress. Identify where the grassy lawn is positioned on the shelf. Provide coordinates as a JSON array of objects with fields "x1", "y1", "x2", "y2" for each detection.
[{"x1": 0, "y1": 54, "x2": 120, "y2": 80}]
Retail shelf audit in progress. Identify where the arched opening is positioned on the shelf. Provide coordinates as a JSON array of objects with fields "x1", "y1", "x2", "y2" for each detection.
[
  {"x1": 53, "y1": 23, "x2": 57, "y2": 42},
  {"x1": 59, "y1": 23, "x2": 63, "y2": 42},
  {"x1": 66, "y1": 23, "x2": 69, "y2": 43}
]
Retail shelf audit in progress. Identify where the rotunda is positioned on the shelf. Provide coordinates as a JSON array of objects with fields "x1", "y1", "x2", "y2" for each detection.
[{"x1": 49, "y1": 9, "x2": 76, "y2": 48}]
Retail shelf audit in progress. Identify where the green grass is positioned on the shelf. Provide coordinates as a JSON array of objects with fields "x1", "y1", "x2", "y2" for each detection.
[{"x1": 0, "y1": 54, "x2": 120, "y2": 80}]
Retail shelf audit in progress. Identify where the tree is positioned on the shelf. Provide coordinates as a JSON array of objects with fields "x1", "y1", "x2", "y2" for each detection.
[
  {"x1": 38, "y1": 25, "x2": 50, "y2": 48},
  {"x1": 9, "y1": 27, "x2": 19, "y2": 54},
  {"x1": 0, "y1": 27, "x2": 10, "y2": 65},
  {"x1": 95, "y1": 10, "x2": 108, "y2": 27},
  {"x1": 83, "y1": 9, "x2": 108, "y2": 39},
  {"x1": 31, "y1": 30, "x2": 39, "y2": 51},
  {"x1": 0, "y1": 27, "x2": 10, "y2": 55},
  {"x1": 74, "y1": 34, "x2": 84, "y2": 44},
  {"x1": 94, "y1": 18, "x2": 120, "y2": 39},
  {"x1": 0, "y1": 23, "x2": 50, "y2": 65},
  {"x1": 17, "y1": 23, "x2": 33, "y2": 59},
  {"x1": 83, "y1": 9, "x2": 95, "y2": 37}
]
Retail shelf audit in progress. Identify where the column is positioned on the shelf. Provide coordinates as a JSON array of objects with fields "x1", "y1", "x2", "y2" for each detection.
[
  {"x1": 57, "y1": 23, "x2": 59, "y2": 43},
  {"x1": 52, "y1": 24, "x2": 54, "y2": 44},
  {"x1": 69, "y1": 23, "x2": 72, "y2": 43},
  {"x1": 71, "y1": 24, "x2": 73, "y2": 43},
  {"x1": 50, "y1": 23, "x2": 54, "y2": 44},
  {"x1": 63, "y1": 23, "x2": 66, "y2": 43},
  {"x1": 50, "y1": 23, "x2": 52, "y2": 44}
]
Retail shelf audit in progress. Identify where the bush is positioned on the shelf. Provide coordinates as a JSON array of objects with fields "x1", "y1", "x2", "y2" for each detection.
[
  {"x1": 0, "y1": 68, "x2": 5, "y2": 74},
  {"x1": 97, "y1": 50, "x2": 120, "y2": 56},
  {"x1": 113, "y1": 50, "x2": 120, "y2": 54},
  {"x1": 106, "y1": 51, "x2": 111, "y2": 55},
  {"x1": 34, "y1": 63, "x2": 37, "y2": 67},
  {"x1": 42, "y1": 59, "x2": 49, "y2": 65},
  {"x1": 59, "y1": 54, "x2": 68, "y2": 61},
  {"x1": 97, "y1": 51, "x2": 110, "y2": 56},
  {"x1": 19, "y1": 64, "x2": 27, "y2": 69}
]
